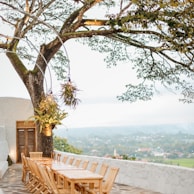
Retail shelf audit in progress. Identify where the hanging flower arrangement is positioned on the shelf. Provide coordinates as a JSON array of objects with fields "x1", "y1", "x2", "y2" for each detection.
[{"x1": 29, "y1": 94, "x2": 67, "y2": 136}]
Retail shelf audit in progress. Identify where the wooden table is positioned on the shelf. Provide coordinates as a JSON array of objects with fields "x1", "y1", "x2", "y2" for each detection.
[
  {"x1": 51, "y1": 163, "x2": 83, "y2": 171},
  {"x1": 32, "y1": 157, "x2": 53, "y2": 165},
  {"x1": 57, "y1": 169, "x2": 103, "y2": 194},
  {"x1": 29, "y1": 157, "x2": 52, "y2": 162}
]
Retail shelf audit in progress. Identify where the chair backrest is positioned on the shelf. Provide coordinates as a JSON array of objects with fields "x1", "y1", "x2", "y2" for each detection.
[
  {"x1": 21, "y1": 153, "x2": 27, "y2": 168},
  {"x1": 21, "y1": 152, "x2": 25, "y2": 162},
  {"x1": 89, "y1": 162, "x2": 98, "y2": 173},
  {"x1": 25, "y1": 157, "x2": 33, "y2": 172},
  {"x1": 29, "y1": 152, "x2": 43, "y2": 158},
  {"x1": 30, "y1": 160, "x2": 42, "y2": 181},
  {"x1": 46, "y1": 166, "x2": 59, "y2": 194},
  {"x1": 99, "y1": 164, "x2": 109, "y2": 177},
  {"x1": 103, "y1": 167, "x2": 119, "y2": 193},
  {"x1": 62, "y1": 155, "x2": 68, "y2": 163},
  {"x1": 68, "y1": 157, "x2": 74, "y2": 165},
  {"x1": 51, "y1": 151, "x2": 55, "y2": 159},
  {"x1": 34, "y1": 162, "x2": 45, "y2": 182},
  {"x1": 56, "y1": 153, "x2": 61, "y2": 161},
  {"x1": 37, "y1": 164, "x2": 53, "y2": 193},
  {"x1": 81, "y1": 160, "x2": 89, "y2": 170},
  {"x1": 73, "y1": 159, "x2": 81, "y2": 167}
]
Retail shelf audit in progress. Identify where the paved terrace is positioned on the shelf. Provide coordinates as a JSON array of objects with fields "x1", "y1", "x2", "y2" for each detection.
[{"x1": 0, "y1": 164, "x2": 161, "y2": 194}]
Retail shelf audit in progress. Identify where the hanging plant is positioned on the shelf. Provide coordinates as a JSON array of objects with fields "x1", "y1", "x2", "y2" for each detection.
[
  {"x1": 60, "y1": 79, "x2": 80, "y2": 108},
  {"x1": 28, "y1": 94, "x2": 67, "y2": 135}
]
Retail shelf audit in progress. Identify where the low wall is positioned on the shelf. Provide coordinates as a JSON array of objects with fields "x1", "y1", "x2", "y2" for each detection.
[{"x1": 55, "y1": 150, "x2": 194, "y2": 194}]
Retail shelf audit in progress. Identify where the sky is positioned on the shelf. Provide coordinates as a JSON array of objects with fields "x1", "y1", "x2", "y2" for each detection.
[
  {"x1": 0, "y1": 2, "x2": 194, "y2": 130},
  {"x1": 1, "y1": 40, "x2": 194, "y2": 129}
]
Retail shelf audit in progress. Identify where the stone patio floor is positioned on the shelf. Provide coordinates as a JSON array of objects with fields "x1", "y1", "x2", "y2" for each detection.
[{"x1": 0, "y1": 164, "x2": 161, "y2": 194}]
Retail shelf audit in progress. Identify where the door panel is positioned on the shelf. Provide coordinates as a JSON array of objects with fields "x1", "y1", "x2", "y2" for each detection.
[{"x1": 16, "y1": 121, "x2": 36, "y2": 162}]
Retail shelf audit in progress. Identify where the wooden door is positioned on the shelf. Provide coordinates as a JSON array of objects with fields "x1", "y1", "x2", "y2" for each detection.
[{"x1": 16, "y1": 121, "x2": 36, "y2": 162}]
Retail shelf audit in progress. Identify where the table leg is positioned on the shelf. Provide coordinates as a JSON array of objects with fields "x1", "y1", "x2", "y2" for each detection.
[
  {"x1": 98, "y1": 179, "x2": 102, "y2": 194},
  {"x1": 71, "y1": 181, "x2": 75, "y2": 194}
]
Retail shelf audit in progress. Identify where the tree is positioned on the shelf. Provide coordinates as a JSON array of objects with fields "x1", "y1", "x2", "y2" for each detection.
[
  {"x1": 0, "y1": 0, "x2": 194, "y2": 155},
  {"x1": 54, "y1": 136, "x2": 82, "y2": 154}
]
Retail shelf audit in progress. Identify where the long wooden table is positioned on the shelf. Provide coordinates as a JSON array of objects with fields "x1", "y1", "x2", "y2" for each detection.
[
  {"x1": 35, "y1": 159, "x2": 82, "y2": 171},
  {"x1": 57, "y1": 169, "x2": 103, "y2": 194},
  {"x1": 31, "y1": 157, "x2": 103, "y2": 194}
]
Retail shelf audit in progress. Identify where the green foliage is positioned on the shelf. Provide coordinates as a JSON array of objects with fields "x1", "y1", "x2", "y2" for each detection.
[
  {"x1": 7, "y1": 155, "x2": 13, "y2": 166},
  {"x1": 29, "y1": 94, "x2": 67, "y2": 132},
  {"x1": 51, "y1": 50, "x2": 69, "y2": 81},
  {"x1": 78, "y1": 36, "x2": 129, "y2": 67},
  {"x1": 158, "y1": 158, "x2": 194, "y2": 168},
  {"x1": 117, "y1": 83, "x2": 154, "y2": 102},
  {"x1": 122, "y1": 154, "x2": 136, "y2": 160},
  {"x1": 53, "y1": 136, "x2": 82, "y2": 154}
]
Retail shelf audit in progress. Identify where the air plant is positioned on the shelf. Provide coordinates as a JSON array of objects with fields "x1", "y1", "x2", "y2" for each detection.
[{"x1": 60, "y1": 79, "x2": 80, "y2": 108}]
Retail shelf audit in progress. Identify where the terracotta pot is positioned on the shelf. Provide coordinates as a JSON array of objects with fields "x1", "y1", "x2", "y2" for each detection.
[{"x1": 42, "y1": 124, "x2": 52, "y2": 136}]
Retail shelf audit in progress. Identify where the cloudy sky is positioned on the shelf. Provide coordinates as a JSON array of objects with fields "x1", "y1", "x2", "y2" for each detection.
[{"x1": 1, "y1": 40, "x2": 194, "y2": 129}]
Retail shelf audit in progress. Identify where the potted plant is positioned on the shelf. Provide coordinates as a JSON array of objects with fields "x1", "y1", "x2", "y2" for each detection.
[{"x1": 29, "y1": 94, "x2": 67, "y2": 136}]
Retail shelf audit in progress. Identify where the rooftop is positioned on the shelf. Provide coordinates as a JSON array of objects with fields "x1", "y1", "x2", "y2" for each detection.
[{"x1": 0, "y1": 164, "x2": 161, "y2": 194}]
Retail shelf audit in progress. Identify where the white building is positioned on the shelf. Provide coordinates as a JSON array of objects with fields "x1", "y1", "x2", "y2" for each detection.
[{"x1": 0, "y1": 97, "x2": 33, "y2": 177}]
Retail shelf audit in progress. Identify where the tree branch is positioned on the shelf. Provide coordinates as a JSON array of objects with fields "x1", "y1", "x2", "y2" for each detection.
[
  {"x1": 6, "y1": 50, "x2": 28, "y2": 83},
  {"x1": 107, "y1": 33, "x2": 194, "y2": 72}
]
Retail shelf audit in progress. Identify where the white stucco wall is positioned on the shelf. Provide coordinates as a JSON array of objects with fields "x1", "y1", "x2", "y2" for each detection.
[
  {"x1": 0, "y1": 126, "x2": 9, "y2": 178},
  {"x1": 55, "y1": 151, "x2": 194, "y2": 194},
  {"x1": 0, "y1": 97, "x2": 33, "y2": 163}
]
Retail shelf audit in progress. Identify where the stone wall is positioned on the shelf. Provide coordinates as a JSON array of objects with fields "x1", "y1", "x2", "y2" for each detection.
[
  {"x1": 55, "y1": 150, "x2": 194, "y2": 194},
  {"x1": 0, "y1": 126, "x2": 9, "y2": 178}
]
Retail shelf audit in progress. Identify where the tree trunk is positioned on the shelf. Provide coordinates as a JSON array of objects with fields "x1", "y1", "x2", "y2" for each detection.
[
  {"x1": 41, "y1": 134, "x2": 53, "y2": 157},
  {"x1": 25, "y1": 70, "x2": 53, "y2": 157}
]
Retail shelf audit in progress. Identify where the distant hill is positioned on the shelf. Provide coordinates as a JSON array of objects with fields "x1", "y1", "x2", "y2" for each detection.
[
  {"x1": 53, "y1": 123, "x2": 194, "y2": 160},
  {"x1": 53, "y1": 123, "x2": 194, "y2": 138}
]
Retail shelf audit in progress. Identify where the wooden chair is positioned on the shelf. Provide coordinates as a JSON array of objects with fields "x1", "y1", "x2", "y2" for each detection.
[
  {"x1": 21, "y1": 153, "x2": 30, "y2": 183},
  {"x1": 56, "y1": 153, "x2": 61, "y2": 161},
  {"x1": 25, "y1": 158, "x2": 43, "y2": 193},
  {"x1": 51, "y1": 151, "x2": 55, "y2": 159},
  {"x1": 29, "y1": 152, "x2": 43, "y2": 158},
  {"x1": 73, "y1": 159, "x2": 81, "y2": 168},
  {"x1": 89, "y1": 162, "x2": 98, "y2": 173},
  {"x1": 85, "y1": 167, "x2": 120, "y2": 194},
  {"x1": 31, "y1": 160, "x2": 47, "y2": 194},
  {"x1": 75, "y1": 162, "x2": 98, "y2": 192},
  {"x1": 51, "y1": 152, "x2": 61, "y2": 161},
  {"x1": 81, "y1": 160, "x2": 89, "y2": 170},
  {"x1": 68, "y1": 157, "x2": 74, "y2": 165},
  {"x1": 62, "y1": 155, "x2": 68, "y2": 164},
  {"x1": 24, "y1": 158, "x2": 35, "y2": 190},
  {"x1": 56, "y1": 157, "x2": 77, "y2": 187},
  {"x1": 34, "y1": 162, "x2": 52, "y2": 194},
  {"x1": 90, "y1": 164, "x2": 109, "y2": 190},
  {"x1": 98, "y1": 164, "x2": 109, "y2": 177},
  {"x1": 37, "y1": 164, "x2": 55, "y2": 194},
  {"x1": 75, "y1": 162, "x2": 98, "y2": 194},
  {"x1": 46, "y1": 166, "x2": 80, "y2": 194}
]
